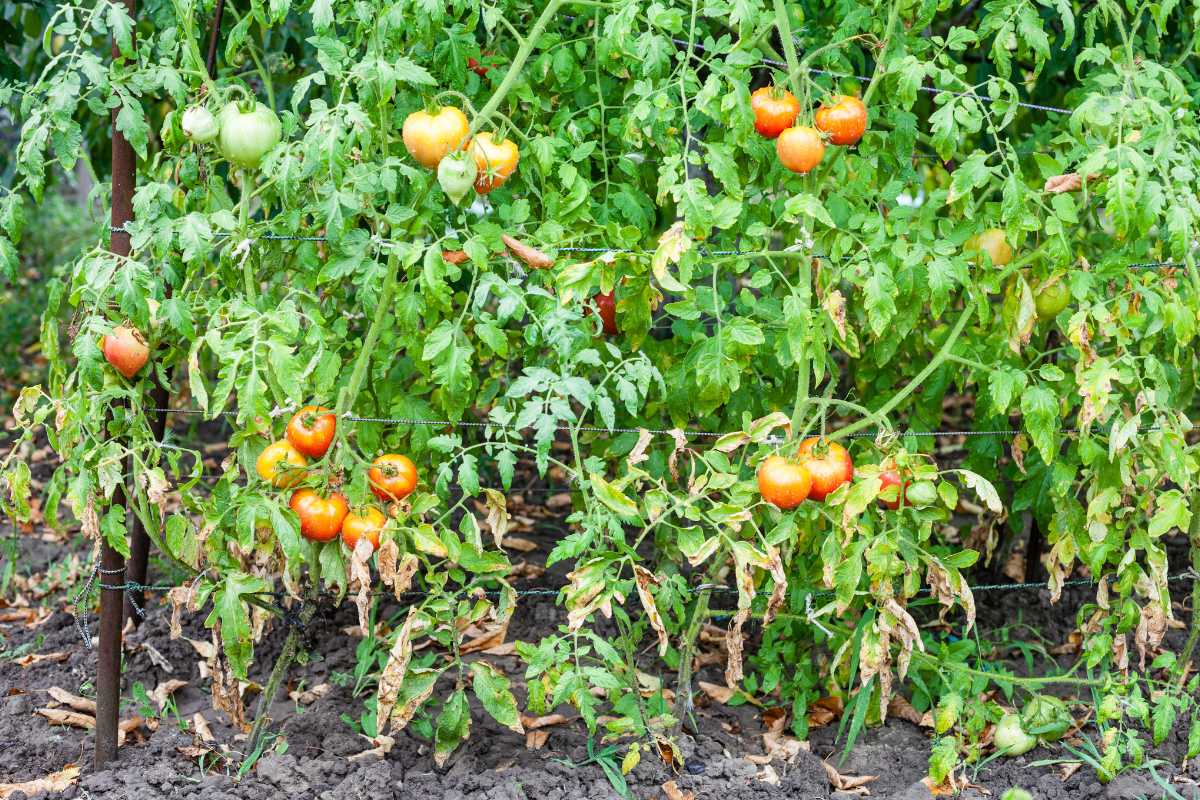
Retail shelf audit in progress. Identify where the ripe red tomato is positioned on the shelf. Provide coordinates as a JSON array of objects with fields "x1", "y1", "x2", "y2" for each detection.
[
  {"x1": 592, "y1": 291, "x2": 618, "y2": 335},
  {"x1": 796, "y1": 437, "x2": 854, "y2": 501},
  {"x1": 776, "y1": 126, "x2": 825, "y2": 174},
  {"x1": 100, "y1": 324, "x2": 149, "y2": 379},
  {"x1": 369, "y1": 454, "x2": 418, "y2": 502},
  {"x1": 757, "y1": 455, "x2": 813, "y2": 509},
  {"x1": 286, "y1": 406, "x2": 336, "y2": 458},
  {"x1": 750, "y1": 86, "x2": 800, "y2": 139},
  {"x1": 255, "y1": 440, "x2": 308, "y2": 488},
  {"x1": 468, "y1": 56, "x2": 495, "y2": 77},
  {"x1": 289, "y1": 489, "x2": 349, "y2": 542},
  {"x1": 814, "y1": 95, "x2": 867, "y2": 146},
  {"x1": 470, "y1": 132, "x2": 519, "y2": 194},
  {"x1": 878, "y1": 469, "x2": 909, "y2": 510},
  {"x1": 402, "y1": 106, "x2": 470, "y2": 169},
  {"x1": 341, "y1": 506, "x2": 386, "y2": 553}
]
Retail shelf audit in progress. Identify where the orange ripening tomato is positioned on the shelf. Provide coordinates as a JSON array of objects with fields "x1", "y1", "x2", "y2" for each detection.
[
  {"x1": 289, "y1": 489, "x2": 349, "y2": 542},
  {"x1": 814, "y1": 95, "x2": 867, "y2": 146},
  {"x1": 255, "y1": 440, "x2": 308, "y2": 488},
  {"x1": 750, "y1": 86, "x2": 800, "y2": 139},
  {"x1": 369, "y1": 454, "x2": 418, "y2": 502},
  {"x1": 341, "y1": 506, "x2": 387, "y2": 553},
  {"x1": 402, "y1": 106, "x2": 470, "y2": 169},
  {"x1": 470, "y1": 132, "x2": 519, "y2": 194},
  {"x1": 101, "y1": 324, "x2": 149, "y2": 379},
  {"x1": 757, "y1": 455, "x2": 813, "y2": 509},
  {"x1": 796, "y1": 437, "x2": 854, "y2": 501},
  {"x1": 286, "y1": 406, "x2": 336, "y2": 458},
  {"x1": 776, "y1": 126, "x2": 825, "y2": 174}
]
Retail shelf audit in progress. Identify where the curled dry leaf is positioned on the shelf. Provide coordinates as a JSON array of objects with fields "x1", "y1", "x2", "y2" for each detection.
[
  {"x1": 348, "y1": 734, "x2": 395, "y2": 763},
  {"x1": 823, "y1": 289, "x2": 848, "y2": 339},
  {"x1": 150, "y1": 679, "x2": 188, "y2": 710},
  {"x1": 482, "y1": 488, "x2": 510, "y2": 548},
  {"x1": 192, "y1": 712, "x2": 215, "y2": 743},
  {"x1": 822, "y1": 760, "x2": 879, "y2": 794},
  {"x1": 289, "y1": 682, "x2": 332, "y2": 705},
  {"x1": 501, "y1": 234, "x2": 554, "y2": 269},
  {"x1": 525, "y1": 729, "x2": 550, "y2": 750},
  {"x1": 16, "y1": 651, "x2": 68, "y2": 667},
  {"x1": 377, "y1": 542, "x2": 419, "y2": 600},
  {"x1": 374, "y1": 608, "x2": 420, "y2": 731},
  {"x1": 697, "y1": 681, "x2": 736, "y2": 704},
  {"x1": 1043, "y1": 173, "x2": 1082, "y2": 193},
  {"x1": 37, "y1": 707, "x2": 95, "y2": 730},
  {"x1": 626, "y1": 428, "x2": 653, "y2": 469},
  {"x1": 348, "y1": 536, "x2": 375, "y2": 637},
  {"x1": 46, "y1": 687, "x2": 96, "y2": 714},
  {"x1": 501, "y1": 536, "x2": 538, "y2": 553},
  {"x1": 0, "y1": 765, "x2": 80, "y2": 799},
  {"x1": 661, "y1": 780, "x2": 695, "y2": 800},
  {"x1": 633, "y1": 565, "x2": 669, "y2": 657}
]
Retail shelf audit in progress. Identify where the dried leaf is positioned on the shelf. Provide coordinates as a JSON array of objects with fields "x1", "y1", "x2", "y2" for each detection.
[
  {"x1": 888, "y1": 695, "x2": 926, "y2": 726},
  {"x1": 349, "y1": 734, "x2": 394, "y2": 763},
  {"x1": 150, "y1": 679, "x2": 188, "y2": 710},
  {"x1": 633, "y1": 566, "x2": 669, "y2": 657},
  {"x1": 762, "y1": 546, "x2": 787, "y2": 627},
  {"x1": 377, "y1": 543, "x2": 418, "y2": 600},
  {"x1": 37, "y1": 707, "x2": 94, "y2": 730},
  {"x1": 1134, "y1": 601, "x2": 1167, "y2": 669},
  {"x1": 460, "y1": 617, "x2": 510, "y2": 655},
  {"x1": 348, "y1": 536, "x2": 374, "y2": 636},
  {"x1": 375, "y1": 608, "x2": 420, "y2": 731},
  {"x1": 0, "y1": 765, "x2": 80, "y2": 798},
  {"x1": 46, "y1": 687, "x2": 96, "y2": 714},
  {"x1": 822, "y1": 760, "x2": 879, "y2": 793},
  {"x1": 1043, "y1": 173, "x2": 1082, "y2": 193},
  {"x1": 192, "y1": 712, "x2": 215, "y2": 743},
  {"x1": 502, "y1": 234, "x2": 554, "y2": 269},
  {"x1": 482, "y1": 488, "x2": 510, "y2": 548},
  {"x1": 442, "y1": 250, "x2": 469, "y2": 265},
  {"x1": 525, "y1": 729, "x2": 550, "y2": 749},
  {"x1": 661, "y1": 780, "x2": 695, "y2": 800},
  {"x1": 15, "y1": 651, "x2": 68, "y2": 667},
  {"x1": 698, "y1": 681, "x2": 736, "y2": 704},
  {"x1": 288, "y1": 683, "x2": 332, "y2": 706},
  {"x1": 627, "y1": 428, "x2": 653, "y2": 469},
  {"x1": 502, "y1": 536, "x2": 538, "y2": 553},
  {"x1": 824, "y1": 289, "x2": 848, "y2": 339},
  {"x1": 521, "y1": 713, "x2": 572, "y2": 730}
]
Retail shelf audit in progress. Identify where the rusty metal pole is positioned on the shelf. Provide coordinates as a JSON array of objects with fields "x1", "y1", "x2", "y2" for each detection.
[{"x1": 96, "y1": 0, "x2": 137, "y2": 769}]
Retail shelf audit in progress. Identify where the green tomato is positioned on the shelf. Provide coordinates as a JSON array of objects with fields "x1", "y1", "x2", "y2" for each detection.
[
  {"x1": 182, "y1": 105, "x2": 219, "y2": 144},
  {"x1": 904, "y1": 480, "x2": 938, "y2": 508},
  {"x1": 993, "y1": 713, "x2": 1037, "y2": 756},
  {"x1": 1034, "y1": 280, "x2": 1070, "y2": 321},
  {"x1": 1021, "y1": 695, "x2": 1071, "y2": 741},
  {"x1": 437, "y1": 151, "x2": 478, "y2": 205},
  {"x1": 218, "y1": 101, "x2": 281, "y2": 169}
]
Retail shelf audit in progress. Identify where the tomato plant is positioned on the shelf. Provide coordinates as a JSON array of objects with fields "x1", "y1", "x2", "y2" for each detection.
[{"x1": 2, "y1": 0, "x2": 1199, "y2": 778}]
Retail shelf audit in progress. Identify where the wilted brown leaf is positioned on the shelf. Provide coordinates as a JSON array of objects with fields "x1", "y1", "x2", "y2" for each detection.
[
  {"x1": 634, "y1": 566, "x2": 669, "y2": 657},
  {"x1": 823, "y1": 761, "x2": 879, "y2": 794},
  {"x1": 525, "y1": 730, "x2": 550, "y2": 749},
  {"x1": 37, "y1": 707, "x2": 94, "y2": 730},
  {"x1": 375, "y1": 609, "x2": 420, "y2": 731},
  {"x1": 661, "y1": 780, "x2": 695, "y2": 800},
  {"x1": 150, "y1": 679, "x2": 188, "y2": 710},
  {"x1": 348, "y1": 536, "x2": 374, "y2": 636},
  {"x1": 698, "y1": 681, "x2": 736, "y2": 704},
  {"x1": 192, "y1": 712, "x2": 215, "y2": 743},
  {"x1": 502, "y1": 234, "x2": 554, "y2": 269},
  {"x1": 0, "y1": 765, "x2": 80, "y2": 798},
  {"x1": 807, "y1": 696, "x2": 844, "y2": 728},
  {"x1": 15, "y1": 651, "x2": 68, "y2": 667},
  {"x1": 46, "y1": 687, "x2": 96, "y2": 714},
  {"x1": 288, "y1": 683, "x2": 332, "y2": 706},
  {"x1": 503, "y1": 536, "x2": 538, "y2": 553}
]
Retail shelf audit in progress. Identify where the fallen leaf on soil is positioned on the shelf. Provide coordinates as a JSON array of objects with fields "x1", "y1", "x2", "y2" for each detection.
[
  {"x1": 459, "y1": 618, "x2": 509, "y2": 655},
  {"x1": 521, "y1": 713, "x2": 572, "y2": 730},
  {"x1": 502, "y1": 234, "x2": 554, "y2": 269},
  {"x1": 525, "y1": 730, "x2": 550, "y2": 750},
  {"x1": 507, "y1": 560, "x2": 545, "y2": 580},
  {"x1": 184, "y1": 637, "x2": 216, "y2": 659},
  {"x1": 823, "y1": 761, "x2": 878, "y2": 794},
  {"x1": 545, "y1": 493, "x2": 572, "y2": 510},
  {"x1": 888, "y1": 695, "x2": 928, "y2": 727},
  {"x1": 138, "y1": 641, "x2": 174, "y2": 673},
  {"x1": 349, "y1": 734, "x2": 394, "y2": 762},
  {"x1": 921, "y1": 773, "x2": 974, "y2": 796},
  {"x1": 754, "y1": 764, "x2": 780, "y2": 785},
  {"x1": 16, "y1": 651, "x2": 68, "y2": 667},
  {"x1": 1059, "y1": 761, "x2": 1082, "y2": 780},
  {"x1": 289, "y1": 683, "x2": 332, "y2": 705},
  {"x1": 37, "y1": 707, "x2": 95, "y2": 730},
  {"x1": 117, "y1": 716, "x2": 145, "y2": 746},
  {"x1": 150, "y1": 679, "x2": 188, "y2": 710},
  {"x1": 0, "y1": 607, "x2": 51, "y2": 627},
  {"x1": 46, "y1": 687, "x2": 96, "y2": 714},
  {"x1": 0, "y1": 765, "x2": 80, "y2": 798},
  {"x1": 481, "y1": 641, "x2": 517, "y2": 656},
  {"x1": 192, "y1": 712, "x2": 215, "y2": 742},
  {"x1": 656, "y1": 737, "x2": 683, "y2": 771},
  {"x1": 662, "y1": 780, "x2": 694, "y2": 800},
  {"x1": 502, "y1": 536, "x2": 539, "y2": 553},
  {"x1": 698, "y1": 680, "x2": 735, "y2": 704},
  {"x1": 807, "y1": 696, "x2": 844, "y2": 728},
  {"x1": 176, "y1": 745, "x2": 217, "y2": 761}
]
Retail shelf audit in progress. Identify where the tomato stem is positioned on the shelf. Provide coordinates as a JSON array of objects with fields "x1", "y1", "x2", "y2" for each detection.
[
  {"x1": 1175, "y1": 496, "x2": 1200, "y2": 688},
  {"x1": 239, "y1": 169, "x2": 255, "y2": 301},
  {"x1": 771, "y1": 0, "x2": 804, "y2": 101}
]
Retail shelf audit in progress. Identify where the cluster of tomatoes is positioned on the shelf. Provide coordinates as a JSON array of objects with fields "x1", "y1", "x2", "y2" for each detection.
[
  {"x1": 401, "y1": 105, "x2": 519, "y2": 200},
  {"x1": 182, "y1": 100, "x2": 282, "y2": 170},
  {"x1": 750, "y1": 87, "x2": 867, "y2": 174},
  {"x1": 757, "y1": 438, "x2": 913, "y2": 511},
  {"x1": 254, "y1": 406, "x2": 418, "y2": 552}
]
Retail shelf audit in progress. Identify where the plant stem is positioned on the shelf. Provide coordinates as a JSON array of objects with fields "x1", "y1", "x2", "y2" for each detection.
[
  {"x1": 674, "y1": 557, "x2": 724, "y2": 734},
  {"x1": 831, "y1": 299, "x2": 975, "y2": 441},
  {"x1": 1176, "y1": 494, "x2": 1200, "y2": 688},
  {"x1": 335, "y1": 253, "x2": 399, "y2": 419},
  {"x1": 788, "y1": 254, "x2": 813, "y2": 437},
  {"x1": 239, "y1": 169, "x2": 255, "y2": 301},
  {"x1": 467, "y1": 0, "x2": 565, "y2": 139},
  {"x1": 245, "y1": 594, "x2": 318, "y2": 759},
  {"x1": 771, "y1": 0, "x2": 803, "y2": 99}
]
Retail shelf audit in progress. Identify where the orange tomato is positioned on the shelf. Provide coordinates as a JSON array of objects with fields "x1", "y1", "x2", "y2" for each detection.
[
  {"x1": 255, "y1": 440, "x2": 308, "y2": 488},
  {"x1": 101, "y1": 324, "x2": 149, "y2": 379},
  {"x1": 286, "y1": 406, "x2": 336, "y2": 458},
  {"x1": 776, "y1": 126, "x2": 825, "y2": 174},
  {"x1": 964, "y1": 228, "x2": 1013, "y2": 267},
  {"x1": 341, "y1": 506, "x2": 387, "y2": 553},
  {"x1": 796, "y1": 438, "x2": 854, "y2": 501},
  {"x1": 750, "y1": 86, "x2": 800, "y2": 139},
  {"x1": 289, "y1": 489, "x2": 349, "y2": 542},
  {"x1": 757, "y1": 455, "x2": 813, "y2": 509},
  {"x1": 368, "y1": 454, "x2": 418, "y2": 502},
  {"x1": 402, "y1": 106, "x2": 470, "y2": 169},
  {"x1": 470, "y1": 132, "x2": 519, "y2": 194},
  {"x1": 814, "y1": 95, "x2": 867, "y2": 146}
]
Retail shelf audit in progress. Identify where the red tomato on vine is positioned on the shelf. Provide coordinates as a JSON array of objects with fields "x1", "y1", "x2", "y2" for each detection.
[
  {"x1": 776, "y1": 126, "x2": 825, "y2": 173},
  {"x1": 815, "y1": 95, "x2": 868, "y2": 146},
  {"x1": 286, "y1": 406, "x2": 336, "y2": 458},
  {"x1": 796, "y1": 438, "x2": 854, "y2": 501},
  {"x1": 750, "y1": 86, "x2": 800, "y2": 139},
  {"x1": 341, "y1": 506, "x2": 386, "y2": 552},
  {"x1": 289, "y1": 489, "x2": 349, "y2": 542},
  {"x1": 369, "y1": 454, "x2": 418, "y2": 502},
  {"x1": 757, "y1": 455, "x2": 812, "y2": 509}
]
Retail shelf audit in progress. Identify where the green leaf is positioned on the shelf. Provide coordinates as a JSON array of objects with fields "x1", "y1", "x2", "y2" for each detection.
[
  {"x1": 1020, "y1": 386, "x2": 1059, "y2": 464},
  {"x1": 204, "y1": 571, "x2": 270, "y2": 678},
  {"x1": 469, "y1": 661, "x2": 524, "y2": 733},
  {"x1": 433, "y1": 688, "x2": 471, "y2": 767},
  {"x1": 589, "y1": 473, "x2": 640, "y2": 521}
]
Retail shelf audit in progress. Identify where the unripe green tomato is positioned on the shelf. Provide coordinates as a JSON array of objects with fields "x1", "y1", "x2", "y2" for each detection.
[
  {"x1": 437, "y1": 151, "x2": 478, "y2": 205},
  {"x1": 218, "y1": 101, "x2": 281, "y2": 169},
  {"x1": 993, "y1": 713, "x2": 1036, "y2": 756},
  {"x1": 182, "y1": 105, "x2": 220, "y2": 144},
  {"x1": 1034, "y1": 280, "x2": 1070, "y2": 321},
  {"x1": 1021, "y1": 694, "x2": 1071, "y2": 741}
]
